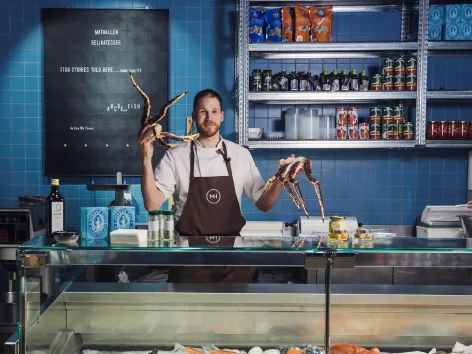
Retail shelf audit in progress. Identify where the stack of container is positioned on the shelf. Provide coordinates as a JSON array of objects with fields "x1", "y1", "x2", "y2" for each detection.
[
  {"x1": 284, "y1": 108, "x2": 335, "y2": 140},
  {"x1": 429, "y1": 4, "x2": 472, "y2": 40}
]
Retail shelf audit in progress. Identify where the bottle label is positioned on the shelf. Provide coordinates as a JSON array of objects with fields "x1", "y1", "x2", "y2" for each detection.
[{"x1": 51, "y1": 202, "x2": 64, "y2": 233}]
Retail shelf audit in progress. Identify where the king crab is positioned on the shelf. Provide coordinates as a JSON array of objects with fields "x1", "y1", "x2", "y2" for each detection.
[
  {"x1": 264, "y1": 156, "x2": 325, "y2": 221},
  {"x1": 129, "y1": 73, "x2": 199, "y2": 149}
]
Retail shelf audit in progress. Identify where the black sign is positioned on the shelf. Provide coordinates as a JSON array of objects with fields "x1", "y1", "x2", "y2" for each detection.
[{"x1": 42, "y1": 9, "x2": 169, "y2": 176}]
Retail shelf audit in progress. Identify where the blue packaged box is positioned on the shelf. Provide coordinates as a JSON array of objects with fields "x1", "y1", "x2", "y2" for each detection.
[
  {"x1": 430, "y1": 6, "x2": 444, "y2": 25},
  {"x1": 446, "y1": 5, "x2": 461, "y2": 23},
  {"x1": 429, "y1": 24, "x2": 443, "y2": 40},
  {"x1": 462, "y1": 4, "x2": 472, "y2": 23},
  {"x1": 460, "y1": 22, "x2": 472, "y2": 40},
  {"x1": 445, "y1": 22, "x2": 461, "y2": 40},
  {"x1": 109, "y1": 207, "x2": 135, "y2": 232},
  {"x1": 80, "y1": 207, "x2": 109, "y2": 241}
]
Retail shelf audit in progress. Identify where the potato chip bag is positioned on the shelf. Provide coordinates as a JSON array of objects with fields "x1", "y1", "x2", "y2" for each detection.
[
  {"x1": 309, "y1": 6, "x2": 333, "y2": 42},
  {"x1": 294, "y1": 4, "x2": 310, "y2": 42}
]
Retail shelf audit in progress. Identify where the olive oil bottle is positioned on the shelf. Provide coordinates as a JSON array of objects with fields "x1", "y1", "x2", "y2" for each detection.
[{"x1": 46, "y1": 178, "x2": 65, "y2": 238}]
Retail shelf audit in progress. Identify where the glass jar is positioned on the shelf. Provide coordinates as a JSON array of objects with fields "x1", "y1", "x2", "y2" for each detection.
[
  {"x1": 147, "y1": 210, "x2": 160, "y2": 240},
  {"x1": 160, "y1": 210, "x2": 175, "y2": 241}
]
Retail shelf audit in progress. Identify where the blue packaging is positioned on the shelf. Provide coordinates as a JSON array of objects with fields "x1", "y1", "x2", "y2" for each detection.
[
  {"x1": 265, "y1": 8, "x2": 282, "y2": 42},
  {"x1": 249, "y1": 8, "x2": 265, "y2": 43},
  {"x1": 446, "y1": 5, "x2": 461, "y2": 23},
  {"x1": 445, "y1": 22, "x2": 461, "y2": 40},
  {"x1": 429, "y1": 24, "x2": 443, "y2": 40},
  {"x1": 460, "y1": 22, "x2": 472, "y2": 40},
  {"x1": 462, "y1": 4, "x2": 472, "y2": 23},
  {"x1": 109, "y1": 206, "x2": 135, "y2": 232},
  {"x1": 80, "y1": 207, "x2": 109, "y2": 241},
  {"x1": 429, "y1": 6, "x2": 444, "y2": 25}
]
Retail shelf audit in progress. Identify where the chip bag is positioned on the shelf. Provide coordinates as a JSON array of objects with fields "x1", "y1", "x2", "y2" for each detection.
[
  {"x1": 294, "y1": 4, "x2": 310, "y2": 42},
  {"x1": 309, "y1": 6, "x2": 333, "y2": 42},
  {"x1": 281, "y1": 7, "x2": 294, "y2": 42},
  {"x1": 265, "y1": 8, "x2": 282, "y2": 42},
  {"x1": 249, "y1": 8, "x2": 265, "y2": 43}
]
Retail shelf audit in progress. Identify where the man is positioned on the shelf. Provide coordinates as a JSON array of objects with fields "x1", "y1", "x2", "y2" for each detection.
[{"x1": 138, "y1": 89, "x2": 290, "y2": 283}]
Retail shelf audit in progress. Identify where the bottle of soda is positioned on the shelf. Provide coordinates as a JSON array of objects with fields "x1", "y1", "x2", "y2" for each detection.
[{"x1": 46, "y1": 178, "x2": 65, "y2": 239}]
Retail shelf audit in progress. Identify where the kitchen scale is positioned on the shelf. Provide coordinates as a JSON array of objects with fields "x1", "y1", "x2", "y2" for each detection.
[{"x1": 416, "y1": 205, "x2": 472, "y2": 238}]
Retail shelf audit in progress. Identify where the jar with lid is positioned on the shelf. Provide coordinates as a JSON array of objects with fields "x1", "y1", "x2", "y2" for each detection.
[
  {"x1": 148, "y1": 210, "x2": 161, "y2": 240},
  {"x1": 160, "y1": 210, "x2": 175, "y2": 241},
  {"x1": 329, "y1": 216, "x2": 347, "y2": 234}
]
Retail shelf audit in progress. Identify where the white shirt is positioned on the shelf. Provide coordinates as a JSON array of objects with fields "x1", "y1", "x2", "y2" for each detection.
[{"x1": 154, "y1": 138, "x2": 265, "y2": 222}]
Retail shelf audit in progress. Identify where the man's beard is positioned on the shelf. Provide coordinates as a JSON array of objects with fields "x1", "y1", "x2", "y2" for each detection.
[{"x1": 196, "y1": 121, "x2": 221, "y2": 138}]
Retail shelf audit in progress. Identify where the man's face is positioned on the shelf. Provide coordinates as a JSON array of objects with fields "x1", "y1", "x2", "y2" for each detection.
[{"x1": 192, "y1": 96, "x2": 224, "y2": 138}]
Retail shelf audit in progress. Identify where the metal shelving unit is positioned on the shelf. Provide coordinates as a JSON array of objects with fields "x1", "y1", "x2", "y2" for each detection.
[{"x1": 235, "y1": 0, "x2": 471, "y2": 149}]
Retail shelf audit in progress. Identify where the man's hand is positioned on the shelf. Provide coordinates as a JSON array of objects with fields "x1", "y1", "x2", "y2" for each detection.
[{"x1": 138, "y1": 125, "x2": 156, "y2": 162}]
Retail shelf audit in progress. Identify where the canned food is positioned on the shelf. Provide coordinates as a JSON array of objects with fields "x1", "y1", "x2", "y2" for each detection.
[
  {"x1": 394, "y1": 117, "x2": 403, "y2": 139},
  {"x1": 459, "y1": 121, "x2": 469, "y2": 139},
  {"x1": 251, "y1": 69, "x2": 262, "y2": 91},
  {"x1": 448, "y1": 121, "x2": 459, "y2": 139},
  {"x1": 394, "y1": 74, "x2": 405, "y2": 90},
  {"x1": 262, "y1": 70, "x2": 272, "y2": 91},
  {"x1": 336, "y1": 123, "x2": 347, "y2": 139},
  {"x1": 469, "y1": 123, "x2": 472, "y2": 139},
  {"x1": 388, "y1": 121, "x2": 399, "y2": 139},
  {"x1": 371, "y1": 74, "x2": 382, "y2": 91},
  {"x1": 438, "y1": 121, "x2": 448, "y2": 139},
  {"x1": 370, "y1": 107, "x2": 381, "y2": 119},
  {"x1": 394, "y1": 57, "x2": 406, "y2": 75},
  {"x1": 393, "y1": 106, "x2": 403, "y2": 120},
  {"x1": 347, "y1": 108, "x2": 359, "y2": 125},
  {"x1": 348, "y1": 124, "x2": 359, "y2": 139},
  {"x1": 382, "y1": 58, "x2": 393, "y2": 75},
  {"x1": 370, "y1": 123, "x2": 381, "y2": 139},
  {"x1": 427, "y1": 121, "x2": 438, "y2": 139},
  {"x1": 359, "y1": 122, "x2": 369, "y2": 139},
  {"x1": 382, "y1": 74, "x2": 393, "y2": 90},
  {"x1": 406, "y1": 74, "x2": 417, "y2": 91},
  {"x1": 382, "y1": 107, "x2": 393, "y2": 118},
  {"x1": 406, "y1": 57, "x2": 417, "y2": 74},
  {"x1": 382, "y1": 118, "x2": 393, "y2": 139},
  {"x1": 329, "y1": 216, "x2": 347, "y2": 234},
  {"x1": 403, "y1": 122, "x2": 414, "y2": 140},
  {"x1": 336, "y1": 108, "x2": 348, "y2": 125}
]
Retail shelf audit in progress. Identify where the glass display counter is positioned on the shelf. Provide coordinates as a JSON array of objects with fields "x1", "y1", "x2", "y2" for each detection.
[{"x1": 5, "y1": 235, "x2": 472, "y2": 354}]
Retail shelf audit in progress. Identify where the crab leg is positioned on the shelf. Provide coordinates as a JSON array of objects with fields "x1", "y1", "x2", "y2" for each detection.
[
  {"x1": 291, "y1": 179, "x2": 309, "y2": 217},
  {"x1": 149, "y1": 91, "x2": 188, "y2": 125},
  {"x1": 303, "y1": 160, "x2": 325, "y2": 222},
  {"x1": 129, "y1": 73, "x2": 151, "y2": 126},
  {"x1": 263, "y1": 175, "x2": 278, "y2": 191},
  {"x1": 283, "y1": 180, "x2": 301, "y2": 211},
  {"x1": 156, "y1": 138, "x2": 173, "y2": 150},
  {"x1": 160, "y1": 132, "x2": 200, "y2": 142}
]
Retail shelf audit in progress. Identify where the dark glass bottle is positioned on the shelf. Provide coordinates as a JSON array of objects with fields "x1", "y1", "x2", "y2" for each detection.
[
  {"x1": 290, "y1": 69, "x2": 298, "y2": 91},
  {"x1": 46, "y1": 178, "x2": 65, "y2": 238},
  {"x1": 320, "y1": 69, "x2": 330, "y2": 91},
  {"x1": 350, "y1": 69, "x2": 359, "y2": 91},
  {"x1": 359, "y1": 70, "x2": 370, "y2": 91},
  {"x1": 341, "y1": 69, "x2": 351, "y2": 91},
  {"x1": 331, "y1": 69, "x2": 340, "y2": 91}
]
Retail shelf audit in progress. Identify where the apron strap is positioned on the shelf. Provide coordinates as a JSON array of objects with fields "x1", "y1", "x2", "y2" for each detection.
[
  {"x1": 217, "y1": 142, "x2": 233, "y2": 177},
  {"x1": 189, "y1": 141, "x2": 196, "y2": 180}
]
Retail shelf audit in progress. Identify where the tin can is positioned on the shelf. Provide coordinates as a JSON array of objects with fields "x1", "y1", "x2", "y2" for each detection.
[
  {"x1": 369, "y1": 123, "x2": 381, "y2": 139},
  {"x1": 406, "y1": 57, "x2": 417, "y2": 75},
  {"x1": 382, "y1": 58, "x2": 394, "y2": 75},
  {"x1": 394, "y1": 57, "x2": 406, "y2": 75},
  {"x1": 403, "y1": 122, "x2": 414, "y2": 140},
  {"x1": 448, "y1": 121, "x2": 459, "y2": 139},
  {"x1": 348, "y1": 124, "x2": 359, "y2": 139},
  {"x1": 459, "y1": 121, "x2": 469, "y2": 139},
  {"x1": 382, "y1": 107, "x2": 393, "y2": 118},
  {"x1": 347, "y1": 108, "x2": 359, "y2": 125},
  {"x1": 251, "y1": 69, "x2": 262, "y2": 91},
  {"x1": 371, "y1": 74, "x2": 382, "y2": 91},
  {"x1": 394, "y1": 74, "x2": 405, "y2": 90},
  {"x1": 382, "y1": 118, "x2": 393, "y2": 139},
  {"x1": 469, "y1": 123, "x2": 472, "y2": 139},
  {"x1": 382, "y1": 74, "x2": 393, "y2": 90},
  {"x1": 394, "y1": 117, "x2": 403, "y2": 139},
  {"x1": 406, "y1": 73, "x2": 417, "y2": 91},
  {"x1": 336, "y1": 107, "x2": 348, "y2": 125},
  {"x1": 427, "y1": 121, "x2": 438, "y2": 139},
  {"x1": 262, "y1": 70, "x2": 272, "y2": 91},
  {"x1": 393, "y1": 106, "x2": 403, "y2": 120},
  {"x1": 388, "y1": 121, "x2": 399, "y2": 139},
  {"x1": 359, "y1": 122, "x2": 369, "y2": 139},
  {"x1": 336, "y1": 123, "x2": 347, "y2": 139},
  {"x1": 438, "y1": 121, "x2": 448, "y2": 139},
  {"x1": 370, "y1": 107, "x2": 381, "y2": 119}
]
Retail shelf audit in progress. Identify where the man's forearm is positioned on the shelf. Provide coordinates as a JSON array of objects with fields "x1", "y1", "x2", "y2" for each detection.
[
  {"x1": 141, "y1": 159, "x2": 165, "y2": 211},
  {"x1": 255, "y1": 180, "x2": 283, "y2": 212}
]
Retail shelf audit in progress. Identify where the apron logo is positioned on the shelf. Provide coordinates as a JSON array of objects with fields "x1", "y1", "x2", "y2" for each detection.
[
  {"x1": 206, "y1": 236, "x2": 221, "y2": 243},
  {"x1": 206, "y1": 189, "x2": 221, "y2": 204}
]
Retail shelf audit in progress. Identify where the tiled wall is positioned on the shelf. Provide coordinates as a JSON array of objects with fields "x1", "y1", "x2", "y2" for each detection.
[{"x1": 0, "y1": 0, "x2": 469, "y2": 229}]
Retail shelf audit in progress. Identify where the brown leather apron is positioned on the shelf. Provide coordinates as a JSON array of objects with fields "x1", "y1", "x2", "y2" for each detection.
[{"x1": 167, "y1": 141, "x2": 252, "y2": 283}]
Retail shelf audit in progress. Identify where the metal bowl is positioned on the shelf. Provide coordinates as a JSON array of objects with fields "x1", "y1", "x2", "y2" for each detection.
[{"x1": 52, "y1": 231, "x2": 79, "y2": 244}]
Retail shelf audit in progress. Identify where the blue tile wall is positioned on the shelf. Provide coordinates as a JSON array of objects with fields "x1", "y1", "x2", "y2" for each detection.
[{"x1": 0, "y1": 0, "x2": 469, "y2": 230}]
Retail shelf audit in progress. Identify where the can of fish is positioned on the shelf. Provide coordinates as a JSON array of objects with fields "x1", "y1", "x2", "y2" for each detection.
[
  {"x1": 406, "y1": 73, "x2": 417, "y2": 91},
  {"x1": 336, "y1": 107, "x2": 348, "y2": 125},
  {"x1": 251, "y1": 69, "x2": 262, "y2": 91},
  {"x1": 347, "y1": 108, "x2": 359, "y2": 125},
  {"x1": 382, "y1": 107, "x2": 393, "y2": 118},
  {"x1": 394, "y1": 74, "x2": 405, "y2": 90},
  {"x1": 371, "y1": 74, "x2": 382, "y2": 91},
  {"x1": 382, "y1": 74, "x2": 393, "y2": 90},
  {"x1": 403, "y1": 122, "x2": 414, "y2": 140},
  {"x1": 393, "y1": 106, "x2": 403, "y2": 120},
  {"x1": 348, "y1": 123, "x2": 359, "y2": 139},
  {"x1": 370, "y1": 123, "x2": 381, "y2": 139},
  {"x1": 427, "y1": 121, "x2": 438, "y2": 139},
  {"x1": 394, "y1": 117, "x2": 403, "y2": 139},
  {"x1": 438, "y1": 121, "x2": 448, "y2": 139},
  {"x1": 336, "y1": 123, "x2": 347, "y2": 139},
  {"x1": 448, "y1": 121, "x2": 459, "y2": 139},
  {"x1": 406, "y1": 57, "x2": 417, "y2": 75},
  {"x1": 359, "y1": 122, "x2": 369, "y2": 139},
  {"x1": 262, "y1": 70, "x2": 272, "y2": 91},
  {"x1": 388, "y1": 120, "x2": 399, "y2": 139},
  {"x1": 370, "y1": 107, "x2": 381, "y2": 119},
  {"x1": 382, "y1": 118, "x2": 393, "y2": 139},
  {"x1": 394, "y1": 57, "x2": 406, "y2": 75},
  {"x1": 459, "y1": 121, "x2": 469, "y2": 139},
  {"x1": 382, "y1": 58, "x2": 394, "y2": 75}
]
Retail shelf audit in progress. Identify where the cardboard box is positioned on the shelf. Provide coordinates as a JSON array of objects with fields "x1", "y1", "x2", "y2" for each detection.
[
  {"x1": 109, "y1": 206, "x2": 136, "y2": 232},
  {"x1": 430, "y1": 6, "x2": 444, "y2": 25},
  {"x1": 445, "y1": 22, "x2": 461, "y2": 40},
  {"x1": 80, "y1": 207, "x2": 109, "y2": 240},
  {"x1": 429, "y1": 24, "x2": 443, "y2": 40},
  {"x1": 446, "y1": 5, "x2": 461, "y2": 23},
  {"x1": 460, "y1": 22, "x2": 472, "y2": 40},
  {"x1": 462, "y1": 4, "x2": 472, "y2": 23}
]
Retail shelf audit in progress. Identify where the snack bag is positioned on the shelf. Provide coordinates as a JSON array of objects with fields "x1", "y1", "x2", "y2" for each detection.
[
  {"x1": 265, "y1": 8, "x2": 282, "y2": 42},
  {"x1": 309, "y1": 6, "x2": 333, "y2": 42},
  {"x1": 294, "y1": 4, "x2": 310, "y2": 42},
  {"x1": 281, "y1": 7, "x2": 294, "y2": 42},
  {"x1": 249, "y1": 8, "x2": 265, "y2": 43}
]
